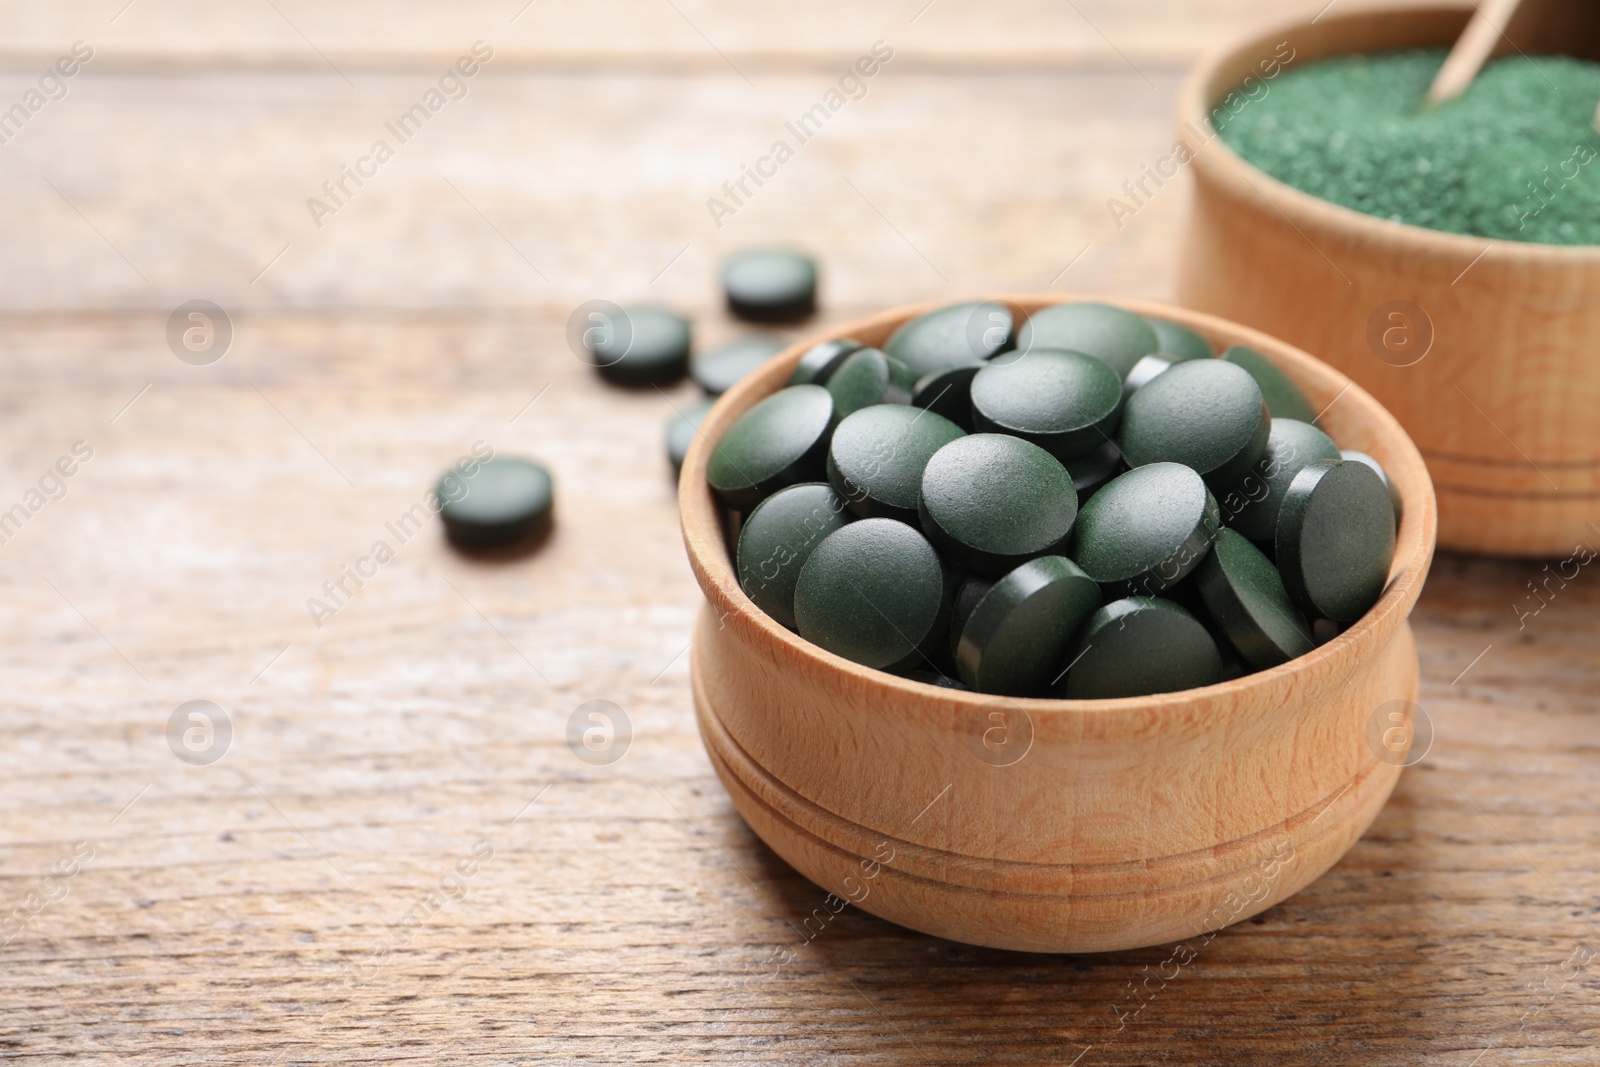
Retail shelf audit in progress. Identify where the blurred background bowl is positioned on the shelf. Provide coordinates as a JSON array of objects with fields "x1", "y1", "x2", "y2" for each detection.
[{"x1": 1176, "y1": 3, "x2": 1600, "y2": 557}]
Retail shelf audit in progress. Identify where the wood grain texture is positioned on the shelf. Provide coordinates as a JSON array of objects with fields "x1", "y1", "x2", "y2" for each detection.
[
  {"x1": 683, "y1": 296, "x2": 1435, "y2": 953},
  {"x1": 1175, "y1": 4, "x2": 1600, "y2": 556},
  {"x1": 0, "y1": 1, "x2": 1597, "y2": 1063},
  {"x1": 0, "y1": 0, "x2": 1413, "y2": 69}
]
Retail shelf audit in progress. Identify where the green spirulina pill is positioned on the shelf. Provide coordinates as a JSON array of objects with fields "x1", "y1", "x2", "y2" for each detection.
[
  {"x1": 1223, "y1": 345, "x2": 1317, "y2": 423},
  {"x1": 1065, "y1": 440, "x2": 1123, "y2": 499},
  {"x1": 826, "y1": 346, "x2": 891, "y2": 427},
  {"x1": 883, "y1": 363, "x2": 916, "y2": 401},
  {"x1": 954, "y1": 555, "x2": 1102, "y2": 696},
  {"x1": 919, "y1": 434, "x2": 1078, "y2": 576},
  {"x1": 788, "y1": 338, "x2": 864, "y2": 385},
  {"x1": 591, "y1": 306, "x2": 691, "y2": 387},
  {"x1": 1222, "y1": 418, "x2": 1341, "y2": 542},
  {"x1": 1342, "y1": 449, "x2": 1403, "y2": 526},
  {"x1": 1196, "y1": 528, "x2": 1314, "y2": 670},
  {"x1": 1275, "y1": 459, "x2": 1397, "y2": 622},
  {"x1": 1017, "y1": 302, "x2": 1159, "y2": 378},
  {"x1": 1118, "y1": 359, "x2": 1270, "y2": 487},
  {"x1": 737, "y1": 482, "x2": 853, "y2": 630},
  {"x1": 707, "y1": 385, "x2": 833, "y2": 511},
  {"x1": 911, "y1": 363, "x2": 985, "y2": 431},
  {"x1": 793, "y1": 517, "x2": 950, "y2": 671},
  {"x1": 722, "y1": 249, "x2": 817, "y2": 323},
  {"x1": 885, "y1": 300, "x2": 1016, "y2": 380},
  {"x1": 665, "y1": 397, "x2": 716, "y2": 475},
  {"x1": 1070, "y1": 462, "x2": 1220, "y2": 597},
  {"x1": 1145, "y1": 317, "x2": 1215, "y2": 362},
  {"x1": 439, "y1": 457, "x2": 554, "y2": 549},
  {"x1": 970, "y1": 349, "x2": 1123, "y2": 461},
  {"x1": 948, "y1": 576, "x2": 993, "y2": 657},
  {"x1": 1058, "y1": 597, "x2": 1223, "y2": 699},
  {"x1": 1121, "y1": 354, "x2": 1174, "y2": 399},
  {"x1": 828, "y1": 404, "x2": 965, "y2": 523},
  {"x1": 692, "y1": 336, "x2": 786, "y2": 396}
]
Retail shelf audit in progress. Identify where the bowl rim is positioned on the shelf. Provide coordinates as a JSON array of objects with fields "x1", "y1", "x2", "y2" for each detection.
[
  {"x1": 678, "y1": 294, "x2": 1439, "y2": 714},
  {"x1": 1176, "y1": 1, "x2": 1600, "y2": 261}
]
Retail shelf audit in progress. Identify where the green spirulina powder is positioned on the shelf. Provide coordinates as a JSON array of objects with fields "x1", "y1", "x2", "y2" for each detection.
[{"x1": 1219, "y1": 48, "x2": 1600, "y2": 245}]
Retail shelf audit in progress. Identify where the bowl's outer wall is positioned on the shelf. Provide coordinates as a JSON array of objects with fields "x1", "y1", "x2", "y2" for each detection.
[
  {"x1": 679, "y1": 295, "x2": 1437, "y2": 952},
  {"x1": 1175, "y1": 4, "x2": 1600, "y2": 557},
  {"x1": 695, "y1": 617, "x2": 1414, "y2": 952}
]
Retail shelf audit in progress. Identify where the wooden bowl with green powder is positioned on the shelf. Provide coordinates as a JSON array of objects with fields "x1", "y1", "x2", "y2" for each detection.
[{"x1": 1175, "y1": 3, "x2": 1600, "y2": 557}]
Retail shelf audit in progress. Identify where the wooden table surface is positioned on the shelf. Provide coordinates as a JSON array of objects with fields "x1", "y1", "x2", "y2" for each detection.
[{"x1": 1, "y1": 2, "x2": 1596, "y2": 1063}]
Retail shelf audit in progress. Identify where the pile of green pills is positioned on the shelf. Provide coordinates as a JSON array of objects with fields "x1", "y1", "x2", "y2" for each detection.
[{"x1": 710, "y1": 300, "x2": 1399, "y2": 699}]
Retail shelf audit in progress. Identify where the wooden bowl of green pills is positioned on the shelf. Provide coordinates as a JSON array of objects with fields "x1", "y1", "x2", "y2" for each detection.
[
  {"x1": 1175, "y1": 3, "x2": 1600, "y2": 557},
  {"x1": 678, "y1": 295, "x2": 1436, "y2": 953}
]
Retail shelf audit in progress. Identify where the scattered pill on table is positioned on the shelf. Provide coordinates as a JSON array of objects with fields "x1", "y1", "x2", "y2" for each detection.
[
  {"x1": 590, "y1": 305, "x2": 691, "y2": 387},
  {"x1": 439, "y1": 456, "x2": 554, "y2": 550},
  {"x1": 723, "y1": 248, "x2": 817, "y2": 322},
  {"x1": 692, "y1": 335, "x2": 787, "y2": 396}
]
